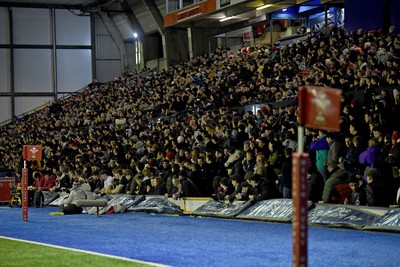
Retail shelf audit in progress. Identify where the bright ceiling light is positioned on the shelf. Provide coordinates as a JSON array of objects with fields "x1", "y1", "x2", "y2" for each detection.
[
  {"x1": 256, "y1": 4, "x2": 272, "y2": 10},
  {"x1": 282, "y1": 8, "x2": 287, "y2": 11},
  {"x1": 133, "y1": 32, "x2": 138, "y2": 38},
  {"x1": 219, "y1": 16, "x2": 235, "y2": 22}
]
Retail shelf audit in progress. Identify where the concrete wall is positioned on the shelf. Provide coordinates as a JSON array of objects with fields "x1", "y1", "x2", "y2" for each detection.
[{"x1": 165, "y1": 27, "x2": 189, "y2": 66}]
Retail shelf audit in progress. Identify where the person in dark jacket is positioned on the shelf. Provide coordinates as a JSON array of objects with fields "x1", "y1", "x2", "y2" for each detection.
[
  {"x1": 147, "y1": 176, "x2": 167, "y2": 195},
  {"x1": 248, "y1": 173, "x2": 280, "y2": 203},
  {"x1": 281, "y1": 147, "x2": 293, "y2": 199},
  {"x1": 214, "y1": 176, "x2": 235, "y2": 201},
  {"x1": 364, "y1": 168, "x2": 390, "y2": 207},
  {"x1": 167, "y1": 174, "x2": 201, "y2": 200},
  {"x1": 307, "y1": 165, "x2": 325, "y2": 203},
  {"x1": 348, "y1": 175, "x2": 367, "y2": 205}
]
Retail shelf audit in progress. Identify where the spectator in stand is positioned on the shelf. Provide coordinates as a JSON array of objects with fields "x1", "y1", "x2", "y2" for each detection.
[
  {"x1": 359, "y1": 138, "x2": 380, "y2": 177},
  {"x1": 267, "y1": 140, "x2": 283, "y2": 176},
  {"x1": 310, "y1": 130, "x2": 330, "y2": 181},
  {"x1": 326, "y1": 132, "x2": 343, "y2": 165},
  {"x1": 109, "y1": 168, "x2": 128, "y2": 194},
  {"x1": 248, "y1": 173, "x2": 280, "y2": 203},
  {"x1": 322, "y1": 161, "x2": 349, "y2": 203},
  {"x1": 98, "y1": 170, "x2": 114, "y2": 194},
  {"x1": 123, "y1": 169, "x2": 134, "y2": 194},
  {"x1": 127, "y1": 162, "x2": 145, "y2": 195},
  {"x1": 281, "y1": 147, "x2": 293, "y2": 199},
  {"x1": 2, "y1": 26, "x2": 400, "y2": 210},
  {"x1": 32, "y1": 170, "x2": 56, "y2": 207},
  {"x1": 166, "y1": 174, "x2": 201, "y2": 200},
  {"x1": 348, "y1": 175, "x2": 367, "y2": 205},
  {"x1": 307, "y1": 165, "x2": 325, "y2": 203},
  {"x1": 341, "y1": 135, "x2": 357, "y2": 174},
  {"x1": 365, "y1": 168, "x2": 390, "y2": 207},
  {"x1": 242, "y1": 150, "x2": 256, "y2": 174},
  {"x1": 147, "y1": 176, "x2": 167, "y2": 195},
  {"x1": 214, "y1": 176, "x2": 235, "y2": 202}
]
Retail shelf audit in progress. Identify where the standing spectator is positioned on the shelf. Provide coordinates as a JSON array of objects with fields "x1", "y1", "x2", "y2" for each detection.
[
  {"x1": 359, "y1": 138, "x2": 380, "y2": 176},
  {"x1": 310, "y1": 130, "x2": 330, "y2": 181},
  {"x1": 326, "y1": 132, "x2": 342, "y2": 165},
  {"x1": 281, "y1": 147, "x2": 293, "y2": 199},
  {"x1": 307, "y1": 165, "x2": 325, "y2": 203}
]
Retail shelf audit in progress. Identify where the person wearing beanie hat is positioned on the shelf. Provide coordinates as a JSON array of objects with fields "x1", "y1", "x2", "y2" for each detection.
[
  {"x1": 166, "y1": 151, "x2": 175, "y2": 161},
  {"x1": 177, "y1": 136, "x2": 184, "y2": 143}
]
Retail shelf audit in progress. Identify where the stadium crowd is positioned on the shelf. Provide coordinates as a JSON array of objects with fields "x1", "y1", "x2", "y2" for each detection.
[{"x1": 1, "y1": 24, "x2": 400, "y2": 210}]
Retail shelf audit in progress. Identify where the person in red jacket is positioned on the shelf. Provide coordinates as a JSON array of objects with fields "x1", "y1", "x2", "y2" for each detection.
[{"x1": 32, "y1": 170, "x2": 56, "y2": 207}]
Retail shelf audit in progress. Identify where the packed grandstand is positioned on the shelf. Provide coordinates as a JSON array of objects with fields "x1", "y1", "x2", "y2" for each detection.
[{"x1": 1, "y1": 25, "x2": 400, "y2": 213}]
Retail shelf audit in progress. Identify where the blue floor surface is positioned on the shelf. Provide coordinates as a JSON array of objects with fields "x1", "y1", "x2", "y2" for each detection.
[{"x1": 0, "y1": 206, "x2": 399, "y2": 267}]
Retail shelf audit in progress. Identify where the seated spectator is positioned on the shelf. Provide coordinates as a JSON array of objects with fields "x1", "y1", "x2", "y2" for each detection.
[
  {"x1": 147, "y1": 176, "x2": 167, "y2": 195},
  {"x1": 123, "y1": 169, "x2": 134, "y2": 194},
  {"x1": 32, "y1": 170, "x2": 56, "y2": 207},
  {"x1": 235, "y1": 181, "x2": 252, "y2": 201},
  {"x1": 109, "y1": 168, "x2": 128, "y2": 194},
  {"x1": 214, "y1": 176, "x2": 235, "y2": 202},
  {"x1": 365, "y1": 168, "x2": 390, "y2": 207},
  {"x1": 127, "y1": 162, "x2": 145, "y2": 195},
  {"x1": 227, "y1": 174, "x2": 243, "y2": 202},
  {"x1": 99, "y1": 170, "x2": 114, "y2": 194},
  {"x1": 248, "y1": 173, "x2": 280, "y2": 203},
  {"x1": 322, "y1": 161, "x2": 349, "y2": 203},
  {"x1": 166, "y1": 174, "x2": 201, "y2": 200},
  {"x1": 348, "y1": 175, "x2": 367, "y2": 205},
  {"x1": 134, "y1": 168, "x2": 152, "y2": 195}
]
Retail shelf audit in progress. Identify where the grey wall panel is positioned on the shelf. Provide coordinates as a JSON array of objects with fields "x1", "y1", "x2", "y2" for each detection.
[
  {"x1": 95, "y1": 35, "x2": 120, "y2": 59},
  {"x1": 57, "y1": 49, "x2": 92, "y2": 92},
  {"x1": 0, "y1": 49, "x2": 11, "y2": 93},
  {"x1": 14, "y1": 49, "x2": 53, "y2": 93},
  {"x1": 96, "y1": 60, "x2": 121, "y2": 83},
  {"x1": 94, "y1": 14, "x2": 108, "y2": 35},
  {"x1": 13, "y1": 8, "x2": 51, "y2": 45},
  {"x1": 0, "y1": 97, "x2": 12, "y2": 123},
  {"x1": 111, "y1": 14, "x2": 134, "y2": 40},
  {"x1": 0, "y1": 7, "x2": 9, "y2": 44},
  {"x1": 14, "y1": 96, "x2": 51, "y2": 117},
  {"x1": 55, "y1": 9, "x2": 91, "y2": 45}
]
